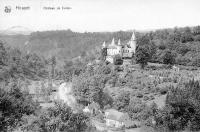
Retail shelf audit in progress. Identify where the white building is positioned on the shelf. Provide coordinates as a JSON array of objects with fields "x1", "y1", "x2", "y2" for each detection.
[
  {"x1": 122, "y1": 32, "x2": 136, "y2": 58},
  {"x1": 102, "y1": 32, "x2": 136, "y2": 63},
  {"x1": 106, "y1": 38, "x2": 122, "y2": 56}
]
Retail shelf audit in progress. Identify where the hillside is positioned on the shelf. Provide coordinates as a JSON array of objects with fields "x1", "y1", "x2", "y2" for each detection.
[
  {"x1": 1, "y1": 25, "x2": 200, "y2": 67},
  {"x1": 0, "y1": 30, "x2": 132, "y2": 60},
  {"x1": 1, "y1": 26, "x2": 200, "y2": 132}
]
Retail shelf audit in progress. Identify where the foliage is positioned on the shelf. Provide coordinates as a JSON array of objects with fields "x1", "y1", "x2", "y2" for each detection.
[
  {"x1": 127, "y1": 98, "x2": 153, "y2": 122},
  {"x1": 63, "y1": 59, "x2": 87, "y2": 82},
  {"x1": 113, "y1": 91, "x2": 130, "y2": 111},
  {"x1": 0, "y1": 82, "x2": 39, "y2": 131},
  {"x1": 101, "y1": 48, "x2": 107, "y2": 61},
  {"x1": 155, "y1": 79, "x2": 200, "y2": 131},
  {"x1": 0, "y1": 41, "x2": 7, "y2": 65},
  {"x1": 135, "y1": 45, "x2": 150, "y2": 69},
  {"x1": 0, "y1": 41, "x2": 50, "y2": 81},
  {"x1": 2, "y1": 26, "x2": 200, "y2": 67},
  {"x1": 72, "y1": 63, "x2": 113, "y2": 109},
  {"x1": 162, "y1": 50, "x2": 176, "y2": 66},
  {"x1": 25, "y1": 102, "x2": 90, "y2": 132}
]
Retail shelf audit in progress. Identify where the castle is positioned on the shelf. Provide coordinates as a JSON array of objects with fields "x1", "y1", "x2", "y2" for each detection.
[{"x1": 102, "y1": 32, "x2": 136, "y2": 63}]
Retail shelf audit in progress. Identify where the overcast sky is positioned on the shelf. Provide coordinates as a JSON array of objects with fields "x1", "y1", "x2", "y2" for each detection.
[{"x1": 0, "y1": 0, "x2": 200, "y2": 32}]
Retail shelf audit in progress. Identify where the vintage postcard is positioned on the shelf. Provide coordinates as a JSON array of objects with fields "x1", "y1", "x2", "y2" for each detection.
[{"x1": 0, "y1": 0, "x2": 200, "y2": 131}]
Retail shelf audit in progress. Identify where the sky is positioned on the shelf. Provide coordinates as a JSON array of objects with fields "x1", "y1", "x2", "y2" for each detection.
[{"x1": 0, "y1": 0, "x2": 200, "y2": 32}]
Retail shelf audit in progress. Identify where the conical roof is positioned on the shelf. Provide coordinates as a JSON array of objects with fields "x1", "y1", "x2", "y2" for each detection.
[
  {"x1": 102, "y1": 41, "x2": 106, "y2": 48},
  {"x1": 110, "y1": 38, "x2": 115, "y2": 46},
  {"x1": 129, "y1": 32, "x2": 136, "y2": 53},
  {"x1": 131, "y1": 32, "x2": 136, "y2": 41},
  {"x1": 118, "y1": 39, "x2": 121, "y2": 45}
]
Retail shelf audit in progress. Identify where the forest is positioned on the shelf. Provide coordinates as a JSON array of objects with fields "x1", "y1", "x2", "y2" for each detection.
[{"x1": 0, "y1": 25, "x2": 200, "y2": 132}]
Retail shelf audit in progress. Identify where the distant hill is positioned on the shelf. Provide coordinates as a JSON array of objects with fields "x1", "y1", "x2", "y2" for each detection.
[{"x1": 0, "y1": 26, "x2": 33, "y2": 35}]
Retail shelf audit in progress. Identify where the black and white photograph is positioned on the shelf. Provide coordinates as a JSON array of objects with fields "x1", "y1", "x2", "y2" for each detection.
[{"x1": 0, "y1": 0, "x2": 200, "y2": 131}]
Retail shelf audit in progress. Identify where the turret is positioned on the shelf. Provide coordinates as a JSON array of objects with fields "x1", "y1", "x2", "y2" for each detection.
[
  {"x1": 110, "y1": 38, "x2": 115, "y2": 46},
  {"x1": 118, "y1": 39, "x2": 121, "y2": 46},
  {"x1": 129, "y1": 32, "x2": 136, "y2": 53},
  {"x1": 102, "y1": 41, "x2": 106, "y2": 49}
]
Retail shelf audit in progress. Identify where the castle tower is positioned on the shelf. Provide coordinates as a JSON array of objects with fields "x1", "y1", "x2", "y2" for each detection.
[
  {"x1": 118, "y1": 39, "x2": 121, "y2": 46},
  {"x1": 102, "y1": 41, "x2": 106, "y2": 49},
  {"x1": 110, "y1": 38, "x2": 115, "y2": 46},
  {"x1": 129, "y1": 32, "x2": 136, "y2": 53}
]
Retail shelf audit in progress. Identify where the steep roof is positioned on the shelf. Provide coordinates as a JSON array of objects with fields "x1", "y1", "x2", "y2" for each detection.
[
  {"x1": 110, "y1": 38, "x2": 115, "y2": 46},
  {"x1": 118, "y1": 39, "x2": 121, "y2": 46},
  {"x1": 131, "y1": 32, "x2": 136, "y2": 41},
  {"x1": 102, "y1": 41, "x2": 106, "y2": 48}
]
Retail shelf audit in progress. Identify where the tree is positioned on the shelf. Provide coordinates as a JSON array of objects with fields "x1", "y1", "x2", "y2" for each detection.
[
  {"x1": 64, "y1": 60, "x2": 74, "y2": 82},
  {"x1": 73, "y1": 73, "x2": 112, "y2": 109},
  {"x1": 27, "y1": 102, "x2": 90, "y2": 132},
  {"x1": 0, "y1": 82, "x2": 39, "y2": 131},
  {"x1": 0, "y1": 41, "x2": 7, "y2": 65},
  {"x1": 51, "y1": 56, "x2": 56, "y2": 79},
  {"x1": 176, "y1": 44, "x2": 190, "y2": 56},
  {"x1": 135, "y1": 33, "x2": 156, "y2": 67},
  {"x1": 194, "y1": 35, "x2": 200, "y2": 41},
  {"x1": 136, "y1": 34, "x2": 151, "y2": 46},
  {"x1": 181, "y1": 33, "x2": 193, "y2": 43},
  {"x1": 101, "y1": 48, "x2": 107, "y2": 61},
  {"x1": 72, "y1": 63, "x2": 113, "y2": 109},
  {"x1": 162, "y1": 50, "x2": 176, "y2": 66},
  {"x1": 113, "y1": 91, "x2": 130, "y2": 111},
  {"x1": 135, "y1": 45, "x2": 150, "y2": 69}
]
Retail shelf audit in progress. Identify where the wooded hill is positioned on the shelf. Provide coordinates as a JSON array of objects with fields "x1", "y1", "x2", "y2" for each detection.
[
  {"x1": 0, "y1": 30, "x2": 132, "y2": 60},
  {"x1": 0, "y1": 26, "x2": 200, "y2": 66}
]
